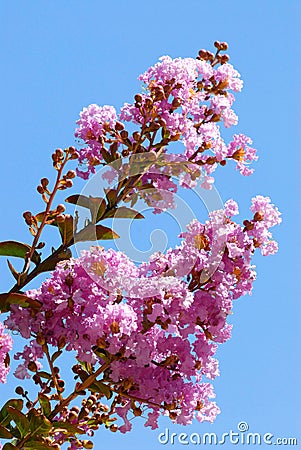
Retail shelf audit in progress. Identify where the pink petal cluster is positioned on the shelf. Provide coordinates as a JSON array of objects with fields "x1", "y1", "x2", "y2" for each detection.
[
  {"x1": 75, "y1": 104, "x2": 118, "y2": 178},
  {"x1": 0, "y1": 321, "x2": 13, "y2": 383},
  {"x1": 6, "y1": 197, "x2": 281, "y2": 430},
  {"x1": 248, "y1": 195, "x2": 282, "y2": 255},
  {"x1": 75, "y1": 53, "x2": 258, "y2": 185}
]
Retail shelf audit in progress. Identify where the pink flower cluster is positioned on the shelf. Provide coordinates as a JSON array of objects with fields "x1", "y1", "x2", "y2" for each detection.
[
  {"x1": 248, "y1": 195, "x2": 282, "y2": 255},
  {"x1": 75, "y1": 52, "x2": 257, "y2": 186},
  {"x1": 0, "y1": 321, "x2": 13, "y2": 383},
  {"x1": 6, "y1": 197, "x2": 281, "y2": 431},
  {"x1": 75, "y1": 104, "x2": 118, "y2": 179}
]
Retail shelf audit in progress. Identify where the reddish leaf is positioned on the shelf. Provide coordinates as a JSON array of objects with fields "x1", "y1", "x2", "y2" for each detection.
[
  {"x1": 105, "y1": 206, "x2": 144, "y2": 219},
  {"x1": 0, "y1": 293, "x2": 41, "y2": 313},
  {"x1": 75, "y1": 224, "x2": 119, "y2": 242},
  {"x1": 0, "y1": 241, "x2": 40, "y2": 265}
]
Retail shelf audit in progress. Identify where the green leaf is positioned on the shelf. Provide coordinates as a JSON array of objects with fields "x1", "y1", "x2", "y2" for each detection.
[
  {"x1": 100, "y1": 148, "x2": 114, "y2": 163},
  {"x1": 75, "y1": 224, "x2": 119, "y2": 242},
  {"x1": 3, "y1": 444, "x2": 17, "y2": 450},
  {"x1": 37, "y1": 212, "x2": 74, "y2": 246},
  {"x1": 0, "y1": 241, "x2": 40, "y2": 265},
  {"x1": 23, "y1": 441, "x2": 55, "y2": 450},
  {"x1": 0, "y1": 422, "x2": 14, "y2": 439},
  {"x1": 28, "y1": 409, "x2": 52, "y2": 436},
  {"x1": 35, "y1": 211, "x2": 58, "y2": 224},
  {"x1": 89, "y1": 381, "x2": 112, "y2": 400},
  {"x1": 6, "y1": 406, "x2": 30, "y2": 438},
  {"x1": 76, "y1": 369, "x2": 89, "y2": 383},
  {"x1": 38, "y1": 394, "x2": 51, "y2": 417},
  {"x1": 65, "y1": 194, "x2": 90, "y2": 209},
  {"x1": 66, "y1": 195, "x2": 106, "y2": 223},
  {"x1": 36, "y1": 371, "x2": 51, "y2": 380},
  {"x1": 92, "y1": 346, "x2": 110, "y2": 362},
  {"x1": 89, "y1": 197, "x2": 106, "y2": 223},
  {"x1": 0, "y1": 293, "x2": 41, "y2": 313},
  {"x1": 51, "y1": 350, "x2": 62, "y2": 363},
  {"x1": 77, "y1": 359, "x2": 93, "y2": 374},
  {"x1": 52, "y1": 421, "x2": 85, "y2": 434},
  {"x1": 0, "y1": 399, "x2": 23, "y2": 427},
  {"x1": 104, "y1": 206, "x2": 144, "y2": 220},
  {"x1": 104, "y1": 188, "x2": 117, "y2": 208},
  {"x1": 6, "y1": 259, "x2": 20, "y2": 282},
  {"x1": 56, "y1": 215, "x2": 74, "y2": 245},
  {"x1": 36, "y1": 248, "x2": 72, "y2": 273}
]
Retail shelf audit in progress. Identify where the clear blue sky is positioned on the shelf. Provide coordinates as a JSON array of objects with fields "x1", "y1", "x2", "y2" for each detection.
[{"x1": 0, "y1": 1, "x2": 300, "y2": 448}]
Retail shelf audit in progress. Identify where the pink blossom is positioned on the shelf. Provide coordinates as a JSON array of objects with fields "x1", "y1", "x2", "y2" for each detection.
[
  {"x1": 224, "y1": 199, "x2": 239, "y2": 217},
  {"x1": 0, "y1": 322, "x2": 12, "y2": 383}
]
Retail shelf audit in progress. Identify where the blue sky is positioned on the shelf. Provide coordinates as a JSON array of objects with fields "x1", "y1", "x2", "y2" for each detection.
[{"x1": 0, "y1": 1, "x2": 300, "y2": 449}]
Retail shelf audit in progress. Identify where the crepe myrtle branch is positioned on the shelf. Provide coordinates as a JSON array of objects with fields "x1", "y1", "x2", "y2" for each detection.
[{"x1": 0, "y1": 41, "x2": 282, "y2": 450}]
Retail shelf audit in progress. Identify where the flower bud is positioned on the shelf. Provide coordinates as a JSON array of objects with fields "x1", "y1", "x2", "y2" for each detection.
[
  {"x1": 65, "y1": 273, "x2": 74, "y2": 286},
  {"x1": 172, "y1": 98, "x2": 181, "y2": 108},
  {"x1": 198, "y1": 49, "x2": 208, "y2": 60},
  {"x1": 41, "y1": 177, "x2": 49, "y2": 187},
  {"x1": 253, "y1": 211, "x2": 264, "y2": 221},
  {"x1": 58, "y1": 335, "x2": 66, "y2": 350},
  {"x1": 56, "y1": 204, "x2": 66, "y2": 213},
  {"x1": 120, "y1": 130, "x2": 128, "y2": 140},
  {"x1": 68, "y1": 411, "x2": 78, "y2": 421},
  {"x1": 132, "y1": 131, "x2": 141, "y2": 141},
  {"x1": 221, "y1": 54, "x2": 230, "y2": 64},
  {"x1": 15, "y1": 386, "x2": 24, "y2": 395},
  {"x1": 133, "y1": 407, "x2": 142, "y2": 416},
  {"x1": 23, "y1": 211, "x2": 33, "y2": 225},
  {"x1": 70, "y1": 151, "x2": 79, "y2": 160},
  {"x1": 28, "y1": 361, "x2": 37, "y2": 372},
  {"x1": 220, "y1": 42, "x2": 228, "y2": 51},
  {"x1": 37, "y1": 185, "x2": 45, "y2": 194},
  {"x1": 115, "y1": 121, "x2": 125, "y2": 131},
  {"x1": 134, "y1": 94, "x2": 143, "y2": 103},
  {"x1": 110, "y1": 321, "x2": 120, "y2": 334},
  {"x1": 55, "y1": 148, "x2": 64, "y2": 159},
  {"x1": 66, "y1": 170, "x2": 76, "y2": 179},
  {"x1": 36, "y1": 333, "x2": 46, "y2": 346}
]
